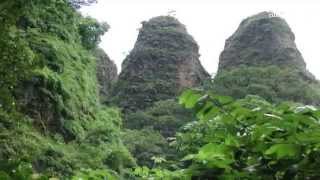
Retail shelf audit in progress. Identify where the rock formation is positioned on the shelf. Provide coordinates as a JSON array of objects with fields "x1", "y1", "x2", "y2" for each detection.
[
  {"x1": 114, "y1": 16, "x2": 209, "y2": 111},
  {"x1": 95, "y1": 48, "x2": 118, "y2": 102},
  {"x1": 219, "y1": 12, "x2": 304, "y2": 70},
  {"x1": 214, "y1": 11, "x2": 320, "y2": 105}
]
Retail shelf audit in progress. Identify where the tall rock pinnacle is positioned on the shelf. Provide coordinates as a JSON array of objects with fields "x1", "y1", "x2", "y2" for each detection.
[
  {"x1": 214, "y1": 12, "x2": 320, "y2": 105},
  {"x1": 219, "y1": 12, "x2": 314, "y2": 78},
  {"x1": 114, "y1": 16, "x2": 209, "y2": 111}
]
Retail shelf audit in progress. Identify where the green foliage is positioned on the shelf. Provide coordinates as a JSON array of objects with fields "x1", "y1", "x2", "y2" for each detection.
[
  {"x1": 122, "y1": 99, "x2": 194, "y2": 169},
  {"x1": 122, "y1": 129, "x2": 168, "y2": 167},
  {"x1": 79, "y1": 17, "x2": 109, "y2": 49},
  {"x1": 72, "y1": 169, "x2": 118, "y2": 180},
  {"x1": 211, "y1": 66, "x2": 320, "y2": 105},
  {"x1": 0, "y1": 0, "x2": 107, "y2": 138},
  {"x1": 131, "y1": 90, "x2": 320, "y2": 179},
  {"x1": 0, "y1": 3, "x2": 36, "y2": 111},
  {"x1": 113, "y1": 58, "x2": 179, "y2": 112},
  {"x1": 0, "y1": 108, "x2": 134, "y2": 178},
  {"x1": 125, "y1": 99, "x2": 194, "y2": 137},
  {"x1": 176, "y1": 89, "x2": 320, "y2": 179},
  {"x1": 0, "y1": 0, "x2": 134, "y2": 178},
  {"x1": 131, "y1": 166, "x2": 189, "y2": 180},
  {"x1": 68, "y1": 0, "x2": 98, "y2": 9},
  {"x1": 0, "y1": 160, "x2": 43, "y2": 180},
  {"x1": 2, "y1": 0, "x2": 320, "y2": 179}
]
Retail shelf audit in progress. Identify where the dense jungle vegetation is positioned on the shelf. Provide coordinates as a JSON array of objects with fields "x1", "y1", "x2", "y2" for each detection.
[{"x1": 1, "y1": 0, "x2": 320, "y2": 179}]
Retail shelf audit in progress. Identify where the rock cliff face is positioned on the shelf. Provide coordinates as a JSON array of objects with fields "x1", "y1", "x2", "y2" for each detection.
[
  {"x1": 95, "y1": 48, "x2": 118, "y2": 102},
  {"x1": 214, "y1": 12, "x2": 320, "y2": 105},
  {"x1": 114, "y1": 16, "x2": 209, "y2": 111},
  {"x1": 219, "y1": 12, "x2": 305, "y2": 71}
]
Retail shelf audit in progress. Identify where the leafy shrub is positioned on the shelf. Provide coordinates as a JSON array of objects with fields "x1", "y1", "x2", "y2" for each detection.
[
  {"x1": 176, "y1": 89, "x2": 320, "y2": 179},
  {"x1": 122, "y1": 99, "x2": 194, "y2": 169},
  {"x1": 68, "y1": 0, "x2": 97, "y2": 9},
  {"x1": 72, "y1": 169, "x2": 118, "y2": 180},
  {"x1": 122, "y1": 129, "x2": 168, "y2": 167},
  {"x1": 132, "y1": 90, "x2": 320, "y2": 179},
  {"x1": 0, "y1": 23, "x2": 35, "y2": 111},
  {"x1": 125, "y1": 99, "x2": 194, "y2": 137},
  {"x1": 211, "y1": 66, "x2": 320, "y2": 105},
  {"x1": 79, "y1": 17, "x2": 109, "y2": 49},
  {"x1": 131, "y1": 166, "x2": 189, "y2": 180}
]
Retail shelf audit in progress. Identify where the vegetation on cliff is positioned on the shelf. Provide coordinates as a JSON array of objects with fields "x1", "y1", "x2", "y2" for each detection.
[
  {"x1": 0, "y1": 0, "x2": 133, "y2": 178},
  {"x1": 122, "y1": 99, "x2": 194, "y2": 167}
]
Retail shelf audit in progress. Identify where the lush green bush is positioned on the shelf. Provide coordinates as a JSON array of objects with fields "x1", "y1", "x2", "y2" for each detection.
[
  {"x1": 0, "y1": 107, "x2": 134, "y2": 178},
  {"x1": 122, "y1": 128, "x2": 169, "y2": 168},
  {"x1": 125, "y1": 99, "x2": 194, "y2": 137},
  {"x1": 0, "y1": 1, "x2": 36, "y2": 111},
  {"x1": 179, "y1": 90, "x2": 320, "y2": 179},
  {"x1": 131, "y1": 166, "x2": 189, "y2": 180},
  {"x1": 132, "y1": 90, "x2": 320, "y2": 179},
  {"x1": 68, "y1": 0, "x2": 97, "y2": 9},
  {"x1": 71, "y1": 169, "x2": 119, "y2": 180},
  {"x1": 79, "y1": 17, "x2": 109, "y2": 49},
  {"x1": 211, "y1": 66, "x2": 320, "y2": 106},
  {"x1": 122, "y1": 99, "x2": 194, "y2": 168}
]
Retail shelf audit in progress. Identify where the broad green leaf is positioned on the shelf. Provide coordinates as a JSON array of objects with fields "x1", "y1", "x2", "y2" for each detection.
[
  {"x1": 179, "y1": 89, "x2": 202, "y2": 109},
  {"x1": 214, "y1": 94, "x2": 234, "y2": 105},
  {"x1": 181, "y1": 154, "x2": 196, "y2": 161},
  {"x1": 225, "y1": 135, "x2": 240, "y2": 148},
  {"x1": 195, "y1": 101, "x2": 213, "y2": 119},
  {"x1": 295, "y1": 131, "x2": 320, "y2": 144},
  {"x1": 201, "y1": 106, "x2": 220, "y2": 121},
  {"x1": 265, "y1": 144, "x2": 300, "y2": 159},
  {"x1": 196, "y1": 143, "x2": 234, "y2": 169}
]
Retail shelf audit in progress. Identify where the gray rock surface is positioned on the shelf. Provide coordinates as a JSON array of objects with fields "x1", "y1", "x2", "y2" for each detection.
[
  {"x1": 213, "y1": 12, "x2": 320, "y2": 105},
  {"x1": 114, "y1": 16, "x2": 209, "y2": 111},
  {"x1": 95, "y1": 48, "x2": 118, "y2": 102},
  {"x1": 219, "y1": 11, "x2": 314, "y2": 80}
]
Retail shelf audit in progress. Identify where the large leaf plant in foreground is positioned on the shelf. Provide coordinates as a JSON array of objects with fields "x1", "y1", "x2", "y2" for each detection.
[{"x1": 176, "y1": 89, "x2": 320, "y2": 179}]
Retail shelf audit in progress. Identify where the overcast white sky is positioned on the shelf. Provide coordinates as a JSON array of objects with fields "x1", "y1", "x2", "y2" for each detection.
[{"x1": 81, "y1": 0, "x2": 320, "y2": 79}]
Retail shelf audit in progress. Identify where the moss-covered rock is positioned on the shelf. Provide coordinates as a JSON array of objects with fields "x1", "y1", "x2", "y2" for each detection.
[
  {"x1": 114, "y1": 16, "x2": 209, "y2": 112},
  {"x1": 95, "y1": 48, "x2": 118, "y2": 103}
]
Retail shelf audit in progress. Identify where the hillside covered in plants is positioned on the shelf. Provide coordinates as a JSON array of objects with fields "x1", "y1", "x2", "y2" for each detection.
[
  {"x1": 0, "y1": 0, "x2": 133, "y2": 179},
  {"x1": 1, "y1": 0, "x2": 320, "y2": 179}
]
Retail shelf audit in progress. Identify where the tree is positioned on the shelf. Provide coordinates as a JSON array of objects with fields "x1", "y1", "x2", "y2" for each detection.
[
  {"x1": 79, "y1": 17, "x2": 109, "y2": 49},
  {"x1": 68, "y1": 0, "x2": 98, "y2": 9}
]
